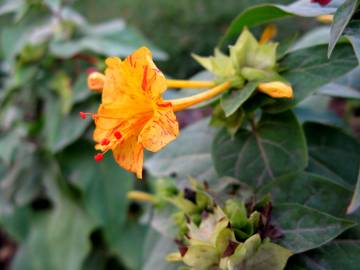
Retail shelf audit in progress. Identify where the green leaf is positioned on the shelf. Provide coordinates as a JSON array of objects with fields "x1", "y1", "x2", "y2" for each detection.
[
  {"x1": 72, "y1": 74, "x2": 94, "y2": 105},
  {"x1": 289, "y1": 240, "x2": 360, "y2": 270},
  {"x1": 43, "y1": 96, "x2": 96, "y2": 152},
  {"x1": 0, "y1": 205, "x2": 32, "y2": 242},
  {"x1": 143, "y1": 229, "x2": 182, "y2": 270},
  {"x1": 259, "y1": 172, "x2": 352, "y2": 216},
  {"x1": 220, "y1": 2, "x2": 340, "y2": 47},
  {"x1": 329, "y1": 0, "x2": 359, "y2": 57},
  {"x1": 347, "y1": 168, "x2": 360, "y2": 214},
  {"x1": 273, "y1": 203, "x2": 356, "y2": 253},
  {"x1": 0, "y1": 127, "x2": 23, "y2": 165},
  {"x1": 304, "y1": 122, "x2": 360, "y2": 187},
  {"x1": 21, "y1": 200, "x2": 96, "y2": 270},
  {"x1": 290, "y1": 26, "x2": 330, "y2": 52},
  {"x1": 265, "y1": 44, "x2": 357, "y2": 113},
  {"x1": 109, "y1": 221, "x2": 148, "y2": 270},
  {"x1": 294, "y1": 95, "x2": 344, "y2": 127},
  {"x1": 146, "y1": 118, "x2": 217, "y2": 182},
  {"x1": 221, "y1": 82, "x2": 258, "y2": 117},
  {"x1": 50, "y1": 20, "x2": 167, "y2": 60},
  {"x1": 344, "y1": 20, "x2": 360, "y2": 61},
  {"x1": 212, "y1": 111, "x2": 307, "y2": 187},
  {"x1": 58, "y1": 141, "x2": 134, "y2": 265}
]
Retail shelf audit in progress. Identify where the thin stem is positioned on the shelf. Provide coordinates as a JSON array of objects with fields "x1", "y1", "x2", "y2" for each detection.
[
  {"x1": 166, "y1": 79, "x2": 216, "y2": 89},
  {"x1": 169, "y1": 82, "x2": 232, "y2": 112}
]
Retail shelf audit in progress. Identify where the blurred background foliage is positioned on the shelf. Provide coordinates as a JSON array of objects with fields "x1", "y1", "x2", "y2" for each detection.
[{"x1": 0, "y1": 0, "x2": 359, "y2": 270}]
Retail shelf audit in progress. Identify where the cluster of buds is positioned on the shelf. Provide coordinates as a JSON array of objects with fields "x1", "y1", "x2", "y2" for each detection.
[
  {"x1": 193, "y1": 27, "x2": 293, "y2": 99},
  {"x1": 128, "y1": 178, "x2": 291, "y2": 270}
]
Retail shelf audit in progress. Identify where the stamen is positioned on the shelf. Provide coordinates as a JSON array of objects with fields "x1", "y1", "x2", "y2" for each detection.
[
  {"x1": 114, "y1": 131, "x2": 122, "y2": 140},
  {"x1": 79, "y1": 112, "x2": 87, "y2": 119},
  {"x1": 166, "y1": 79, "x2": 215, "y2": 89},
  {"x1": 101, "y1": 138, "x2": 110, "y2": 145},
  {"x1": 169, "y1": 81, "x2": 232, "y2": 112},
  {"x1": 94, "y1": 153, "x2": 104, "y2": 162}
]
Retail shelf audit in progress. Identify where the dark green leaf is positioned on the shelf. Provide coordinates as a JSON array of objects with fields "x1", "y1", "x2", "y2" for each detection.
[
  {"x1": 288, "y1": 240, "x2": 360, "y2": 270},
  {"x1": 345, "y1": 20, "x2": 360, "y2": 61},
  {"x1": 212, "y1": 111, "x2": 307, "y2": 187},
  {"x1": 259, "y1": 172, "x2": 352, "y2": 216},
  {"x1": 146, "y1": 118, "x2": 217, "y2": 182},
  {"x1": 329, "y1": 0, "x2": 359, "y2": 57},
  {"x1": 220, "y1": 2, "x2": 340, "y2": 47},
  {"x1": 304, "y1": 122, "x2": 360, "y2": 187},
  {"x1": 265, "y1": 44, "x2": 357, "y2": 113},
  {"x1": 43, "y1": 96, "x2": 96, "y2": 152},
  {"x1": 59, "y1": 141, "x2": 134, "y2": 265},
  {"x1": 294, "y1": 96, "x2": 344, "y2": 127},
  {"x1": 50, "y1": 21, "x2": 167, "y2": 60},
  {"x1": 273, "y1": 203, "x2": 356, "y2": 253},
  {"x1": 221, "y1": 81, "x2": 258, "y2": 117},
  {"x1": 109, "y1": 221, "x2": 148, "y2": 270}
]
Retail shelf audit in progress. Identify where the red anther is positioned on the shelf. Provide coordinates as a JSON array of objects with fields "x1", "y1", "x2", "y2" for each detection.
[
  {"x1": 86, "y1": 67, "x2": 97, "y2": 75},
  {"x1": 94, "y1": 153, "x2": 104, "y2": 162},
  {"x1": 79, "y1": 112, "x2": 87, "y2": 119},
  {"x1": 114, "y1": 131, "x2": 122, "y2": 140},
  {"x1": 101, "y1": 138, "x2": 110, "y2": 145}
]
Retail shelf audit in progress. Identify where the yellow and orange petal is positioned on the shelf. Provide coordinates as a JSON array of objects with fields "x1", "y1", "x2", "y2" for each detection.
[{"x1": 139, "y1": 103, "x2": 179, "y2": 152}]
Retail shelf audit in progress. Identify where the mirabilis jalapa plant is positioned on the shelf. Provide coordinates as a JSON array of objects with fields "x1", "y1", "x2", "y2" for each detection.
[{"x1": 83, "y1": 27, "x2": 293, "y2": 178}]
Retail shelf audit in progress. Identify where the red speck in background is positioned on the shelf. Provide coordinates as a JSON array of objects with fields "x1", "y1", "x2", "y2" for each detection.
[
  {"x1": 86, "y1": 67, "x2": 98, "y2": 74},
  {"x1": 311, "y1": 0, "x2": 331, "y2": 6}
]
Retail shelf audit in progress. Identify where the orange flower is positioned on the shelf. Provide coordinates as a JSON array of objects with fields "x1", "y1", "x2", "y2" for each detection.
[{"x1": 87, "y1": 47, "x2": 179, "y2": 178}]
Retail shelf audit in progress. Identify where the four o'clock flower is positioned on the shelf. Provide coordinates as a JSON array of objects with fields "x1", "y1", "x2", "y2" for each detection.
[{"x1": 82, "y1": 47, "x2": 232, "y2": 178}]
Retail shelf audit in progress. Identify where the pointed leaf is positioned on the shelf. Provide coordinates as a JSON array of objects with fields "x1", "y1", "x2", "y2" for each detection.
[
  {"x1": 213, "y1": 111, "x2": 307, "y2": 187},
  {"x1": 273, "y1": 203, "x2": 356, "y2": 253},
  {"x1": 146, "y1": 118, "x2": 217, "y2": 182},
  {"x1": 328, "y1": 0, "x2": 359, "y2": 57},
  {"x1": 265, "y1": 44, "x2": 357, "y2": 113},
  {"x1": 221, "y1": 82, "x2": 258, "y2": 117},
  {"x1": 259, "y1": 172, "x2": 352, "y2": 216},
  {"x1": 304, "y1": 122, "x2": 360, "y2": 187}
]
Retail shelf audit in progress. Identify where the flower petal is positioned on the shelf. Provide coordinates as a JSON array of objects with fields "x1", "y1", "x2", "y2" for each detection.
[
  {"x1": 102, "y1": 47, "x2": 166, "y2": 108},
  {"x1": 113, "y1": 136, "x2": 144, "y2": 179},
  {"x1": 139, "y1": 104, "x2": 179, "y2": 152}
]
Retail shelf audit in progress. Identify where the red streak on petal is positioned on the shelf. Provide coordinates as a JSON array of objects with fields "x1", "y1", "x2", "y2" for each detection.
[
  {"x1": 142, "y1": 65, "x2": 149, "y2": 91},
  {"x1": 94, "y1": 153, "x2": 104, "y2": 162},
  {"x1": 158, "y1": 102, "x2": 172, "y2": 108},
  {"x1": 128, "y1": 55, "x2": 134, "y2": 67}
]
